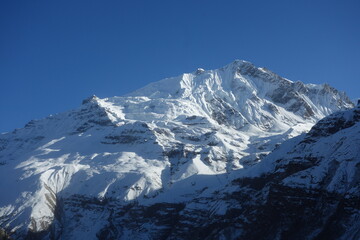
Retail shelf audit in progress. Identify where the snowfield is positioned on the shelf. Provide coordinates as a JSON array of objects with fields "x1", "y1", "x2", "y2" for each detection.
[{"x1": 0, "y1": 60, "x2": 355, "y2": 239}]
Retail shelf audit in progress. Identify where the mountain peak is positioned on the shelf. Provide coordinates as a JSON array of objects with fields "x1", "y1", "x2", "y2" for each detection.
[
  {"x1": 229, "y1": 59, "x2": 252, "y2": 66},
  {"x1": 0, "y1": 60, "x2": 355, "y2": 239},
  {"x1": 81, "y1": 95, "x2": 99, "y2": 105},
  {"x1": 195, "y1": 68, "x2": 205, "y2": 75}
]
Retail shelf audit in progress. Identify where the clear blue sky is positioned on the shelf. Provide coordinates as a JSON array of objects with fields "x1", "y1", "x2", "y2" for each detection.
[{"x1": 1, "y1": 0, "x2": 359, "y2": 133}]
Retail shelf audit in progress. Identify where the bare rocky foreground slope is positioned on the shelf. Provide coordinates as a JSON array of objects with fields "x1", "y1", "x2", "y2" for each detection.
[{"x1": 0, "y1": 60, "x2": 356, "y2": 239}]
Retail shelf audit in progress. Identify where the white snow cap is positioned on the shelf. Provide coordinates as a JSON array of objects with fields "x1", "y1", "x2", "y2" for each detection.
[
  {"x1": 195, "y1": 68, "x2": 205, "y2": 74},
  {"x1": 0, "y1": 59, "x2": 355, "y2": 239}
]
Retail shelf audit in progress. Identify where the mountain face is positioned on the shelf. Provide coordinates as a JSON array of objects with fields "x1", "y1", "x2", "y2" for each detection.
[
  {"x1": 221, "y1": 105, "x2": 360, "y2": 240},
  {"x1": 0, "y1": 60, "x2": 355, "y2": 239}
]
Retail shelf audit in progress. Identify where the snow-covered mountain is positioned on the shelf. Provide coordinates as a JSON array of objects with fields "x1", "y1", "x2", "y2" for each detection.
[{"x1": 0, "y1": 60, "x2": 354, "y2": 239}]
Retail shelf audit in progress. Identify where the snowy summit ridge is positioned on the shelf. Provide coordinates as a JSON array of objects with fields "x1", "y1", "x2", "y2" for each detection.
[{"x1": 0, "y1": 60, "x2": 355, "y2": 239}]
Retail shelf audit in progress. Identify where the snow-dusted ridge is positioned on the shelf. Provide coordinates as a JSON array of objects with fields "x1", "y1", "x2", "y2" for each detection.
[{"x1": 0, "y1": 60, "x2": 354, "y2": 239}]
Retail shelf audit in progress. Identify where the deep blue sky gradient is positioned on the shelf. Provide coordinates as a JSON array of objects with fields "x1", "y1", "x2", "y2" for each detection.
[{"x1": 1, "y1": 0, "x2": 359, "y2": 133}]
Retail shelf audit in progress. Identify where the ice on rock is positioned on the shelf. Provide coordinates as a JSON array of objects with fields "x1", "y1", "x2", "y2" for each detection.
[{"x1": 195, "y1": 68, "x2": 205, "y2": 75}]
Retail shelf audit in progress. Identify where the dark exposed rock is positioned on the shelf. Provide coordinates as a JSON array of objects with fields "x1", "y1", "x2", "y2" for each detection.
[
  {"x1": 307, "y1": 108, "x2": 360, "y2": 139},
  {"x1": 0, "y1": 229, "x2": 11, "y2": 240}
]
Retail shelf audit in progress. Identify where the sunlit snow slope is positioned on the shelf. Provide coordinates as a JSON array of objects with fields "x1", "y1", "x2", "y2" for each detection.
[{"x1": 0, "y1": 60, "x2": 354, "y2": 239}]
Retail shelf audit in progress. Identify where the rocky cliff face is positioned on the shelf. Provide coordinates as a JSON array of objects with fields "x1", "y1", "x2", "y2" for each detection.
[
  {"x1": 224, "y1": 105, "x2": 360, "y2": 240},
  {"x1": 51, "y1": 105, "x2": 360, "y2": 240},
  {"x1": 0, "y1": 60, "x2": 355, "y2": 239}
]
